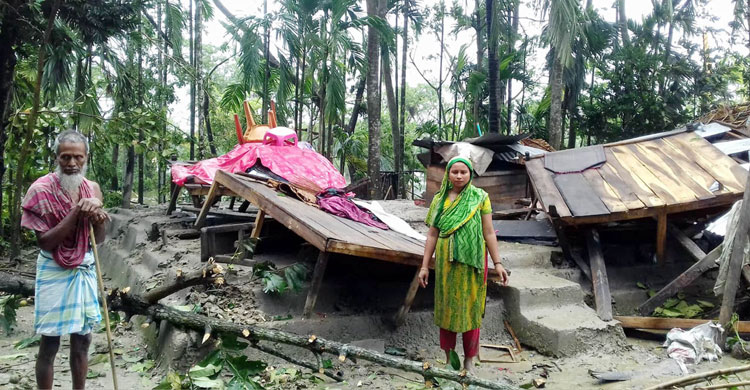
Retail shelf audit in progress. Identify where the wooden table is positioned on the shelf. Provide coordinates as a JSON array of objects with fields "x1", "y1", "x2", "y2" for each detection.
[{"x1": 194, "y1": 170, "x2": 426, "y2": 324}]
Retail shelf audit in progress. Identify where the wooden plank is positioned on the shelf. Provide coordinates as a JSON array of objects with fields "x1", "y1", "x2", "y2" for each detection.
[
  {"x1": 656, "y1": 211, "x2": 667, "y2": 263},
  {"x1": 666, "y1": 223, "x2": 706, "y2": 262},
  {"x1": 603, "y1": 149, "x2": 665, "y2": 208},
  {"x1": 596, "y1": 164, "x2": 645, "y2": 210},
  {"x1": 581, "y1": 169, "x2": 628, "y2": 213},
  {"x1": 553, "y1": 173, "x2": 610, "y2": 217},
  {"x1": 720, "y1": 169, "x2": 750, "y2": 327},
  {"x1": 303, "y1": 251, "x2": 330, "y2": 318},
  {"x1": 637, "y1": 245, "x2": 721, "y2": 316},
  {"x1": 714, "y1": 138, "x2": 750, "y2": 156},
  {"x1": 663, "y1": 133, "x2": 745, "y2": 193},
  {"x1": 214, "y1": 171, "x2": 329, "y2": 251},
  {"x1": 393, "y1": 268, "x2": 422, "y2": 326},
  {"x1": 193, "y1": 181, "x2": 222, "y2": 229},
  {"x1": 560, "y1": 191, "x2": 743, "y2": 226},
  {"x1": 675, "y1": 132, "x2": 748, "y2": 189},
  {"x1": 586, "y1": 229, "x2": 612, "y2": 321},
  {"x1": 610, "y1": 145, "x2": 681, "y2": 205},
  {"x1": 632, "y1": 142, "x2": 714, "y2": 201},
  {"x1": 524, "y1": 158, "x2": 572, "y2": 218},
  {"x1": 615, "y1": 316, "x2": 750, "y2": 333},
  {"x1": 651, "y1": 139, "x2": 729, "y2": 195}
]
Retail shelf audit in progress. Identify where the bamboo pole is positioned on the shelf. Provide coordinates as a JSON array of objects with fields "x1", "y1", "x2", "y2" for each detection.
[
  {"x1": 644, "y1": 364, "x2": 750, "y2": 390},
  {"x1": 90, "y1": 224, "x2": 119, "y2": 390}
]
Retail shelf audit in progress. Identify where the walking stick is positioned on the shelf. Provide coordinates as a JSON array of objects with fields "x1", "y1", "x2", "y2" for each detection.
[{"x1": 89, "y1": 224, "x2": 119, "y2": 390}]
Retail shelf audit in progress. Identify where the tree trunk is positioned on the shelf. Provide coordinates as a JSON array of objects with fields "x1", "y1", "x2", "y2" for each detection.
[
  {"x1": 366, "y1": 0, "x2": 384, "y2": 199},
  {"x1": 106, "y1": 293, "x2": 517, "y2": 389},
  {"x1": 0, "y1": 6, "x2": 19, "y2": 236},
  {"x1": 472, "y1": 0, "x2": 484, "y2": 133},
  {"x1": 9, "y1": 0, "x2": 61, "y2": 259},
  {"x1": 567, "y1": 106, "x2": 576, "y2": 149},
  {"x1": 437, "y1": 2, "x2": 445, "y2": 137},
  {"x1": 189, "y1": 0, "x2": 196, "y2": 160},
  {"x1": 660, "y1": 20, "x2": 675, "y2": 96},
  {"x1": 195, "y1": 0, "x2": 204, "y2": 160},
  {"x1": 399, "y1": 1, "x2": 409, "y2": 198},
  {"x1": 111, "y1": 144, "x2": 119, "y2": 191},
  {"x1": 300, "y1": 36, "x2": 308, "y2": 137},
  {"x1": 121, "y1": 146, "x2": 135, "y2": 208},
  {"x1": 507, "y1": 1, "x2": 519, "y2": 133},
  {"x1": 617, "y1": 0, "x2": 630, "y2": 46},
  {"x1": 261, "y1": 0, "x2": 270, "y2": 123},
  {"x1": 548, "y1": 55, "x2": 563, "y2": 150},
  {"x1": 204, "y1": 91, "x2": 217, "y2": 156},
  {"x1": 382, "y1": 49, "x2": 400, "y2": 197},
  {"x1": 486, "y1": 0, "x2": 499, "y2": 133},
  {"x1": 138, "y1": 21, "x2": 144, "y2": 205}
]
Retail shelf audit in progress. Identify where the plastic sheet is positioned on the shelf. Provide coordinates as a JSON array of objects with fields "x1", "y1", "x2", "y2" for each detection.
[{"x1": 171, "y1": 143, "x2": 347, "y2": 192}]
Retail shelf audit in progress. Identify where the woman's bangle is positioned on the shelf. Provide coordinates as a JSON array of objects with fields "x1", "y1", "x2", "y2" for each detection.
[
  {"x1": 420, "y1": 267, "x2": 428, "y2": 271},
  {"x1": 493, "y1": 262, "x2": 502, "y2": 267}
]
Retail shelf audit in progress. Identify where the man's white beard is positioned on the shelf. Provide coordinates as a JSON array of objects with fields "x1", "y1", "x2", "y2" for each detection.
[{"x1": 56, "y1": 164, "x2": 87, "y2": 198}]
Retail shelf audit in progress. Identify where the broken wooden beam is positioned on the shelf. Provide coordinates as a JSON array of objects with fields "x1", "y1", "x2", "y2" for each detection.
[
  {"x1": 666, "y1": 222, "x2": 706, "y2": 262},
  {"x1": 586, "y1": 228, "x2": 612, "y2": 321},
  {"x1": 637, "y1": 245, "x2": 721, "y2": 316},
  {"x1": 615, "y1": 316, "x2": 750, "y2": 333}
]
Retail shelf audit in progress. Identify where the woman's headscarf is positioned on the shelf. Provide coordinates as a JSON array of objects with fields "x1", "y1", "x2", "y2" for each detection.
[{"x1": 425, "y1": 156, "x2": 488, "y2": 271}]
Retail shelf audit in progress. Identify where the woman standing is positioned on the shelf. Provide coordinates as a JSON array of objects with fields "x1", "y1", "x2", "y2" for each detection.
[{"x1": 418, "y1": 156, "x2": 509, "y2": 372}]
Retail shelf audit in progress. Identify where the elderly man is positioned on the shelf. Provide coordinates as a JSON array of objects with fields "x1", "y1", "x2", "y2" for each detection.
[{"x1": 21, "y1": 130, "x2": 109, "y2": 390}]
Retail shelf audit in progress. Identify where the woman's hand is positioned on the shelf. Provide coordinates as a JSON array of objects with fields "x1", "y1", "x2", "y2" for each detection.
[
  {"x1": 418, "y1": 267, "x2": 429, "y2": 288},
  {"x1": 494, "y1": 263, "x2": 509, "y2": 286}
]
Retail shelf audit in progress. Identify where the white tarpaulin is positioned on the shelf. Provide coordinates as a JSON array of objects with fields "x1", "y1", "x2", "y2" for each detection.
[
  {"x1": 435, "y1": 142, "x2": 494, "y2": 175},
  {"x1": 352, "y1": 200, "x2": 426, "y2": 241}
]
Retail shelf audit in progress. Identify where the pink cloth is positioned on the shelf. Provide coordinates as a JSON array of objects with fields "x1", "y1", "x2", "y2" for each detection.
[
  {"x1": 171, "y1": 143, "x2": 347, "y2": 192},
  {"x1": 317, "y1": 194, "x2": 388, "y2": 230},
  {"x1": 21, "y1": 173, "x2": 93, "y2": 268}
]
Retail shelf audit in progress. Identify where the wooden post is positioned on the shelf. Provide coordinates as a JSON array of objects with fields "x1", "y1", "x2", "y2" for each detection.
[
  {"x1": 250, "y1": 210, "x2": 266, "y2": 239},
  {"x1": 586, "y1": 228, "x2": 612, "y2": 321},
  {"x1": 393, "y1": 268, "x2": 422, "y2": 326},
  {"x1": 193, "y1": 181, "x2": 221, "y2": 229},
  {"x1": 638, "y1": 245, "x2": 721, "y2": 315},
  {"x1": 166, "y1": 185, "x2": 182, "y2": 215},
  {"x1": 656, "y1": 210, "x2": 667, "y2": 263},
  {"x1": 719, "y1": 172, "x2": 750, "y2": 328},
  {"x1": 303, "y1": 251, "x2": 330, "y2": 319},
  {"x1": 551, "y1": 217, "x2": 592, "y2": 281}
]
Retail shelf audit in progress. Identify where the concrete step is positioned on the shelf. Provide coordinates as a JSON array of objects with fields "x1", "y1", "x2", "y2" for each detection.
[
  {"x1": 504, "y1": 269, "x2": 586, "y2": 308},
  {"x1": 498, "y1": 242, "x2": 562, "y2": 269},
  {"x1": 500, "y1": 268, "x2": 625, "y2": 357}
]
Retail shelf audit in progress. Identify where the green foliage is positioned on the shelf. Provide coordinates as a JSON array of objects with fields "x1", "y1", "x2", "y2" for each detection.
[
  {"x1": 252, "y1": 261, "x2": 309, "y2": 294},
  {"x1": 180, "y1": 335, "x2": 266, "y2": 389},
  {"x1": 14, "y1": 335, "x2": 41, "y2": 350},
  {"x1": 652, "y1": 298, "x2": 705, "y2": 319},
  {"x1": 0, "y1": 295, "x2": 22, "y2": 334},
  {"x1": 448, "y1": 349, "x2": 461, "y2": 370}
]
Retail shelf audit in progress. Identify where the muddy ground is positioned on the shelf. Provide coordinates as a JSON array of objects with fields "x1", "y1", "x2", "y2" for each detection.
[
  {"x1": 2, "y1": 204, "x2": 750, "y2": 389},
  {"x1": 2, "y1": 304, "x2": 750, "y2": 389}
]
